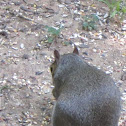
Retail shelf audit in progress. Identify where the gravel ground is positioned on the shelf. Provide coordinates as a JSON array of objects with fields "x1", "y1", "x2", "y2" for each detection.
[{"x1": 0, "y1": 0, "x2": 126, "y2": 126}]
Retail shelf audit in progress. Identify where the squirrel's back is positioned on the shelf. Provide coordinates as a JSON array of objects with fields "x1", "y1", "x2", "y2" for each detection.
[{"x1": 50, "y1": 46, "x2": 121, "y2": 126}]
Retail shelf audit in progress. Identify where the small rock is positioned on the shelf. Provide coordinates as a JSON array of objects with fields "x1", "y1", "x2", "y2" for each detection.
[
  {"x1": 93, "y1": 49, "x2": 97, "y2": 53},
  {"x1": 58, "y1": 4, "x2": 65, "y2": 7},
  {"x1": 104, "y1": 13, "x2": 109, "y2": 18},
  {"x1": 12, "y1": 47, "x2": 18, "y2": 50},
  {"x1": 121, "y1": 72, "x2": 126, "y2": 81},
  {"x1": 122, "y1": 20, "x2": 126, "y2": 31},
  {"x1": 33, "y1": 121, "x2": 37, "y2": 125},
  {"x1": 79, "y1": 44, "x2": 89, "y2": 48},
  {"x1": 14, "y1": 1, "x2": 21, "y2": 6},
  {"x1": 105, "y1": 71, "x2": 112, "y2": 74},
  {"x1": 101, "y1": 53, "x2": 107, "y2": 57},
  {"x1": 106, "y1": 18, "x2": 109, "y2": 24},
  {"x1": 62, "y1": 14, "x2": 68, "y2": 17},
  {"x1": 101, "y1": 34, "x2": 107, "y2": 39},
  {"x1": 40, "y1": 53, "x2": 46, "y2": 56},
  {"x1": 0, "y1": 31, "x2": 8, "y2": 38},
  {"x1": 13, "y1": 73, "x2": 18, "y2": 80},
  {"x1": 22, "y1": 54, "x2": 29, "y2": 59},
  {"x1": 35, "y1": 71, "x2": 43, "y2": 75},
  {"x1": 116, "y1": 80, "x2": 123, "y2": 85},
  {"x1": 83, "y1": 52, "x2": 88, "y2": 55},
  {"x1": 20, "y1": 43, "x2": 25, "y2": 49},
  {"x1": 124, "y1": 89, "x2": 126, "y2": 93},
  {"x1": 0, "y1": 94, "x2": 3, "y2": 97},
  {"x1": 43, "y1": 86, "x2": 50, "y2": 94}
]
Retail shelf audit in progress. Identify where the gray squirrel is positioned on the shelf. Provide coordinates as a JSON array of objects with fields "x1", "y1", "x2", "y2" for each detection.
[{"x1": 50, "y1": 45, "x2": 121, "y2": 126}]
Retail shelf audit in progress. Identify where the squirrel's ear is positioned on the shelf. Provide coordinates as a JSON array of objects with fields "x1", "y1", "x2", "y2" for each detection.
[
  {"x1": 73, "y1": 45, "x2": 79, "y2": 55},
  {"x1": 54, "y1": 50, "x2": 60, "y2": 62}
]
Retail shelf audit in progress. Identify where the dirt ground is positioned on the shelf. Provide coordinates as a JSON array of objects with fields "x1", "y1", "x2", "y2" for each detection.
[{"x1": 0, "y1": 0, "x2": 126, "y2": 126}]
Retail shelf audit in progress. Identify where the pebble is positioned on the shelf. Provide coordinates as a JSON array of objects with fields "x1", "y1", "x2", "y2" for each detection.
[
  {"x1": 35, "y1": 71, "x2": 43, "y2": 75},
  {"x1": 33, "y1": 121, "x2": 37, "y2": 125},
  {"x1": 11, "y1": 47, "x2": 18, "y2": 50},
  {"x1": 14, "y1": 1, "x2": 21, "y2": 6},
  {"x1": 101, "y1": 53, "x2": 107, "y2": 57},
  {"x1": 116, "y1": 80, "x2": 123, "y2": 85},
  {"x1": 70, "y1": 33, "x2": 79, "y2": 38},
  {"x1": 93, "y1": 49, "x2": 97, "y2": 52},
  {"x1": 101, "y1": 34, "x2": 107, "y2": 39},
  {"x1": 124, "y1": 89, "x2": 126, "y2": 93},
  {"x1": 22, "y1": 54, "x2": 29, "y2": 59},
  {"x1": 58, "y1": 4, "x2": 65, "y2": 8},
  {"x1": 62, "y1": 14, "x2": 68, "y2": 17},
  {"x1": 2, "y1": 80, "x2": 6, "y2": 84},
  {"x1": 83, "y1": 52, "x2": 88, "y2": 55},
  {"x1": 13, "y1": 73, "x2": 18, "y2": 80},
  {"x1": 104, "y1": 13, "x2": 109, "y2": 18},
  {"x1": 122, "y1": 20, "x2": 126, "y2": 31},
  {"x1": 0, "y1": 94, "x2": 3, "y2": 96},
  {"x1": 79, "y1": 44, "x2": 89, "y2": 48},
  {"x1": 43, "y1": 86, "x2": 51, "y2": 94},
  {"x1": 121, "y1": 72, "x2": 126, "y2": 81},
  {"x1": 105, "y1": 71, "x2": 112, "y2": 74},
  {"x1": 20, "y1": 43, "x2": 25, "y2": 49}
]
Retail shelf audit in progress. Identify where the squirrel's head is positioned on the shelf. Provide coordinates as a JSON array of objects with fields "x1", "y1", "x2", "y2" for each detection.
[{"x1": 50, "y1": 45, "x2": 79, "y2": 77}]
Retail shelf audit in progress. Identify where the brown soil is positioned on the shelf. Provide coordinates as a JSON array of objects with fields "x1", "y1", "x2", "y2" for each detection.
[{"x1": 0, "y1": 0, "x2": 126, "y2": 126}]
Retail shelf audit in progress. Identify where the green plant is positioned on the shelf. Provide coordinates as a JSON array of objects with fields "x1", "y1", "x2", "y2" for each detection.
[
  {"x1": 82, "y1": 14, "x2": 99, "y2": 31},
  {"x1": 45, "y1": 26, "x2": 62, "y2": 43},
  {"x1": 0, "y1": 85, "x2": 8, "y2": 93},
  {"x1": 98, "y1": 0, "x2": 126, "y2": 19},
  {"x1": 63, "y1": 41, "x2": 70, "y2": 46}
]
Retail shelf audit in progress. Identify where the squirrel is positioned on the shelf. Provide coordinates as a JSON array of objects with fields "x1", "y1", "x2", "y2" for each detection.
[{"x1": 50, "y1": 45, "x2": 121, "y2": 126}]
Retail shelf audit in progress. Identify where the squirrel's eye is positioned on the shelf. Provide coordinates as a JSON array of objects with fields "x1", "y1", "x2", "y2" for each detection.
[{"x1": 50, "y1": 67, "x2": 53, "y2": 73}]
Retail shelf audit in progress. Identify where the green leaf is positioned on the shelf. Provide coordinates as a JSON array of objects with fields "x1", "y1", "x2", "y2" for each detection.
[
  {"x1": 45, "y1": 26, "x2": 61, "y2": 36},
  {"x1": 0, "y1": 85, "x2": 8, "y2": 93},
  {"x1": 47, "y1": 36, "x2": 53, "y2": 43},
  {"x1": 98, "y1": 0, "x2": 125, "y2": 19},
  {"x1": 90, "y1": 23, "x2": 96, "y2": 30},
  {"x1": 83, "y1": 22, "x2": 89, "y2": 27},
  {"x1": 92, "y1": 14, "x2": 99, "y2": 21},
  {"x1": 110, "y1": 10, "x2": 117, "y2": 18},
  {"x1": 122, "y1": 7, "x2": 126, "y2": 13},
  {"x1": 116, "y1": 1, "x2": 121, "y2": 11},
  {"x1": 63, "y1": 41, "x2": 69, "y2": 46},
  {"x1": 98, "y1": 0, "x2": 110, "y2": 6},
  {"x1": 88, "y1": 26, "x2": 92, "y2": 31}
]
